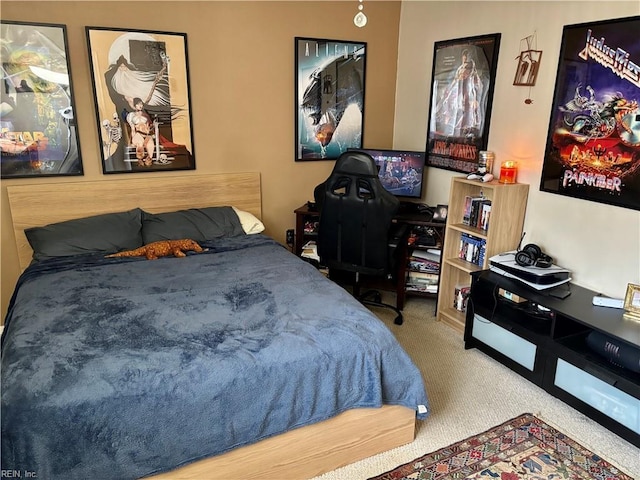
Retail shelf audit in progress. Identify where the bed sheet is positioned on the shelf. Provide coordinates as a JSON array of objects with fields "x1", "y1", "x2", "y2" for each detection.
[{"x1": 1, "y1": 235, "x2": 429, "y2": 479}]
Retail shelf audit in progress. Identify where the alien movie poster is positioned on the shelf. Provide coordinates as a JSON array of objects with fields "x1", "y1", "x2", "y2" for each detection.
[
  {"x1": 87, "y1": 27, "x2": 195, "y2": 174},
  {"x1": 1, "y1": 21, "x2": 83, "y2": 178},
  {"x1": 541, "y1": 16, "x2": 640, "y2": 211},
  {"x1": 295, "y1": 37, "x2": 366, "y2": 161}
]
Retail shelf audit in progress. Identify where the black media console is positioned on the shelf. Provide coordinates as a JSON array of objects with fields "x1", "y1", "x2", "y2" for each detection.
[{"x1": 464, "y1": 270, "x2": 640, "y2": 447}]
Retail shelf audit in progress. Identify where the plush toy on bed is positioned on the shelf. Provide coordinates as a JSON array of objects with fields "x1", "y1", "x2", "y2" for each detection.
[{"x1": 106, "y1": 239, "x2": 204, "y2": 260}]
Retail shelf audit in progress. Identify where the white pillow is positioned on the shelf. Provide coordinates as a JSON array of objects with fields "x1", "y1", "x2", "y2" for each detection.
[{"x1": 232, "y1": 207, "x2": 265, "y2": 234}]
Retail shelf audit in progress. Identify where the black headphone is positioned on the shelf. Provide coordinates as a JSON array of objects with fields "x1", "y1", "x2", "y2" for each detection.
[{"x1": 515, "y1": 243, "x2": 553, "y2": 268}]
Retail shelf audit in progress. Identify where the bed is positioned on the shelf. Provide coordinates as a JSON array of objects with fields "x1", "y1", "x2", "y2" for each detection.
[{"x1": 2, "y1": 173, "x2": 429, "y2": 480}]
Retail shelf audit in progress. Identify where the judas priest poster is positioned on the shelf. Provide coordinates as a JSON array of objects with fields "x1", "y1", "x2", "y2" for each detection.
[
  {"x1": 541, "y1": 16, "x2": 640, "y2": 211},
  {"x1": 425, "y1": 34, "x2": 501, "y2": 173}
]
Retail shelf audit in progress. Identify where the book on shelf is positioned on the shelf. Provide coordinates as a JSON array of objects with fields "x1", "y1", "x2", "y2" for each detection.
[
  {"x1": 411, "y1": 249, "x2": 440, "y2": 263},
  {"x1": 462, "y1": 196, "x2": 473, "y2": 225},
  {"x1": 406, "y1": 270, "x2": 439, "y2": 294},
  {"x1": 407, "y1": 271, "x2": 439, "y2": 284},
  {"x1": 301, "y1": 241, "x2": 320, "y2": 261},
  {"x1": 480, "y1": 202, "x2": 491, "y2": 231},
  {"x1": 462, "y1": 195, "x2": 484, "y2": 225},
  {"x1": 469, "y1": 197, "x2": 490, "y2": 228},
  {"x1": 406, "y1": 283, "x2": 438, "y2": 293},
  {"x1": 453, "y1": 284, "x2": 471, "y2": 312},
  {"x1": 470, "y1": 198, "x2": 491, "y2": 229},
  {"x1": 409, "y1": 259, "x2": 439, "y2": 273},
  {"x1": 409, "y1": 249, "x2": 440, "y2": 271}
]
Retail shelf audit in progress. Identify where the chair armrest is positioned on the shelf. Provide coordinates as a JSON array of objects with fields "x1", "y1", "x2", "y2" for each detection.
[{"x1": 388, "y1": 223, "x2": 409, "y2": 250}]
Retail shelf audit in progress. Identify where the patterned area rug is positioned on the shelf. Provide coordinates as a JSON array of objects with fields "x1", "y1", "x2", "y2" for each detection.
[{"x1": 369, "y1": 413, "x2": 632, "y2": 480}]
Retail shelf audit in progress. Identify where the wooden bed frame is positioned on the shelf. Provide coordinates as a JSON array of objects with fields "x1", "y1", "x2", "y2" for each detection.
[{"x1": 6, "y1": 173, "x2": 417, "y2": 480}]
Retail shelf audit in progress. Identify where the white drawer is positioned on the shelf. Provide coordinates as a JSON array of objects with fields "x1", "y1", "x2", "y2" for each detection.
[
  {"x1": 472, "y1": 315, "x2": 537, "y2": 370},
  {"x1": 554, "y1": 359, "x2": 640, "y2": 434}
]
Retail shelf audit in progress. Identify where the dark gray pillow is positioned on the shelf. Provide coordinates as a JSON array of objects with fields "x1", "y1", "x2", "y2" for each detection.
[
  {"x1": 141, "y1": 206, "x2": 244, "y2": 243},
  {"x1": 25, "y1": 209, "x2": 144, "y2": 262}
]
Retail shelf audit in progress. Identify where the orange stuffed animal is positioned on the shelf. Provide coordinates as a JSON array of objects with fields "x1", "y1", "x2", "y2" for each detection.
[{"x1": 106, "y1": 239, "x2": 204, "y2": 260}]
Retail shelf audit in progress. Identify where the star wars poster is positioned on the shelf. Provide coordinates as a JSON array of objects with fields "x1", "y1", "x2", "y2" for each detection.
[
  {"x1": 540, "y1": 16, "x2": 640, "y2": 211},
  {"x1": 1, "y1": 21, "x2": 83, "y2": 178},
  {"x1": 425, "y1": 34, "x2": 501, "y2": 173},
  {"x1": 87, "y1": 27, "x2": 195, "y2": 174},
  {"x1": 295, "y1": 37, "x2": 366, "y2": 161}
]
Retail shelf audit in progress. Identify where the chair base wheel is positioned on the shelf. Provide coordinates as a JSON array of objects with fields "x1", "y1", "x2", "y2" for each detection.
[
  {"x1": 360, "y1": 295, "x2": 404, "y2": 326},
  {"x1": 361, "y1": 290, "x2": 382, "y2": 303}
]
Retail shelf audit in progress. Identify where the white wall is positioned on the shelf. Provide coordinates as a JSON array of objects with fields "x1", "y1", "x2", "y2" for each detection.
[{"x1": 394, "y1": 1, "x2": 640, "y2": 298}]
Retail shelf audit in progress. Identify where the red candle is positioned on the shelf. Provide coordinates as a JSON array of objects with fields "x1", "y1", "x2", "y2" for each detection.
[{"x1": 499, "y1": 161, "x2": 518, "y2": 184}]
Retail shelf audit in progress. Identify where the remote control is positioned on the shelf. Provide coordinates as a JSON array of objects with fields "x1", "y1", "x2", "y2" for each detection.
[
  {"x1": 467, "y1": 172, "x2": 494, "y2": 182},
  {"x1": 592, "y1": 295, "x2": 624, "y2": 309},
  {"x1": 481, "y1": 173, "x2": 494, "y2": 182}
]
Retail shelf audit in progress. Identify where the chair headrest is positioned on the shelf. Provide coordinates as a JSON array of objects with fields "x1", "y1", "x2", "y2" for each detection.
[{"x1": 333, "y1": 151, "x2": 378, "y2": 177}]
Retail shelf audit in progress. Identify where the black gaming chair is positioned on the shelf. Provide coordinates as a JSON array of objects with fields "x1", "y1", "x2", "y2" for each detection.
[{"x1": 314, "y1": 151, "x2": 406, "y2": 325}]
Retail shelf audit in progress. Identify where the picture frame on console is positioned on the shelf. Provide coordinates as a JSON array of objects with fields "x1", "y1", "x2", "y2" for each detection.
[
  {"x1": 540, "y1": 16, "x2": 640, "y2": 211},
  {"x1": 86, "y1": 27, "x2": 196, "y2": 174},
  {"x1": 425, "y1": 33, "x2": 501, "y2": 174},
  {"x1": 294, "y1": 37, "x2": 366, "y2": 162},
  {"x1": 0, "y1": 21, "x2": 83, "y2": 179},
  {"x1": 623, "y1": 283, "x2": 640, "y2": 320}
]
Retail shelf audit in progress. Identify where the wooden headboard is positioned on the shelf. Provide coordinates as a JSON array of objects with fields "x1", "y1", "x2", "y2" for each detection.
[{"x1": 7, "y1": 172, "x2": 261, "y2": 271}]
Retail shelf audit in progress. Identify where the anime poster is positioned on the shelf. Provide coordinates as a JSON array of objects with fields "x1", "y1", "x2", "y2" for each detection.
[
  {"x1": 1, "y1": 21, "x2": 83, "y2": 178},
  {"x1": 295, "y1": 37, "x2": 366, "y2": 161},
  {"x1": 425, "y1": 34, "x2": 501, "y2": 173},
  {"x1": 86, "y1": 27, "x2": 195, "y2": 174},
  {"x1": 540, "y1": 16, "x2": 640, "y2": 211}
]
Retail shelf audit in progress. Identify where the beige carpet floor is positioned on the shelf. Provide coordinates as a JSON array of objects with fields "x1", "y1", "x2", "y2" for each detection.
[{"x1": 313, "y1": 295, "x2": 640, "y2": 480}]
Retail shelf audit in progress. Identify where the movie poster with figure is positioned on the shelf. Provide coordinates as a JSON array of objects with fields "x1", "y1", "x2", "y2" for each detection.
[
  {"x1": 1, "y1": 21, "x2": 83, "y2": 178},
  {"x1": 86, "y1": 27, "x2": 195, "y2": 174},
  {"x1": 540, "y1": 16, "x2": 640, "y2": 211},
  {"x1": 295, "y1": 37, "x2": 366, "y2": 161},
  {"x1": 425, "y1": 34, "x2": 501, "y2": 173}
]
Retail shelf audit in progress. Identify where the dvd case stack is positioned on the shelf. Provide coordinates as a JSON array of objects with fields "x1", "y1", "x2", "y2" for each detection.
[
  {"x1": 406, "y1": 271, "x2": 439, "y2": 293},
  {"x1": 462, "y1": 195, "x2": 491, "y2": 231},
  {"x1": 406, "y1": 249, "x2": 440, "y2": 293},
  {"x1": 453, "y1": 284, "x2": 471, "y2": 312},
  {"x1": 459, "y1": 233, "x2": 486, "y2": 266},
  {"x1": 408, "y1": 249, "x2": 440, "y2": 273}
]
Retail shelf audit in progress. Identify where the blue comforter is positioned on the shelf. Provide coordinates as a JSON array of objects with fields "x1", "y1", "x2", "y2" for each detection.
[{"x1": 1, "y1": 235, "x2": 429, "y2": 479}]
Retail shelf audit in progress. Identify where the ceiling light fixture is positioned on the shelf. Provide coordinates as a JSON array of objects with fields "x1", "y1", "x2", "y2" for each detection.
[{"x1": 354, "y1": 0, "x2": 367, "y2": 27}]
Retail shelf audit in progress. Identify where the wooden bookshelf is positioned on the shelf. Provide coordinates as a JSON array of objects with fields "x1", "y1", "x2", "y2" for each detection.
[{"x1": 436, "y1": 177, "x2": 529, "y2": 332}]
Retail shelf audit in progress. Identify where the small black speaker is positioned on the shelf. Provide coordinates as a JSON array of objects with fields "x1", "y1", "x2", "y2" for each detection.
[{"x1": 515, "y1": 243, "x2": 553, "y2": 268}]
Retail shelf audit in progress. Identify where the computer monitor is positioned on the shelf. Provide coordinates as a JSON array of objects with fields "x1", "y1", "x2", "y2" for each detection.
[{"x1": 349, "y1": 148, "x2": 426, "y2": 199}]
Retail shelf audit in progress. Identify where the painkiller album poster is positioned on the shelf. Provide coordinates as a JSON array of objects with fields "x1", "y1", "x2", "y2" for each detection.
[{"x1": 540, "y1": 16, "x2": 640, "y2": 211}]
